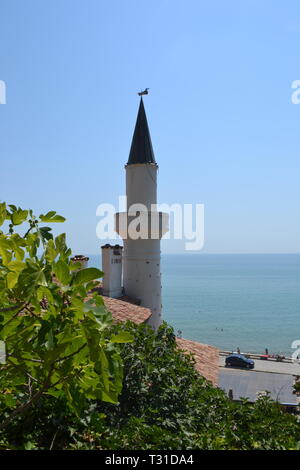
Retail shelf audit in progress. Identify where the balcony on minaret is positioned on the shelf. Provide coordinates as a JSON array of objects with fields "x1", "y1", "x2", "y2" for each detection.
[{"x1": 115, "y1": 210, "x2": 169, "y2": 241}]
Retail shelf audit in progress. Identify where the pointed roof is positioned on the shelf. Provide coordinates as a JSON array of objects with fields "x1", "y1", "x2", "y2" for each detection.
[{"x1": 127, "y1": 98, "x2": 157, "y2": 165}]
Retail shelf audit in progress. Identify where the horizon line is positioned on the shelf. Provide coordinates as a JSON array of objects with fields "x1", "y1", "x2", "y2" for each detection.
[{"x1": 83, "y1": 252, "x2": 300, "y2": 256}]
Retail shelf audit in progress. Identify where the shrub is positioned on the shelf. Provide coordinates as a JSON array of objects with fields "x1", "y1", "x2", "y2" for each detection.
[{"x1": 0, "y1": 203, "x2": 131, "y2": 447}]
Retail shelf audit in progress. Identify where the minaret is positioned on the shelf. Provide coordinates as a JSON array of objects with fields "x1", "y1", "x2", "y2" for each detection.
[{"x1": 115, "y1": 97, "x2": 168, "y2": 330}]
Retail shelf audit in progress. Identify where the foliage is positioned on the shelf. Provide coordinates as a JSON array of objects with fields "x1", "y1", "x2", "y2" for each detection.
[
  {"x1": 1, "y1": 320, "x2": 299, "y2": 450},
  {"x1": 0, "y1": 202, "x2": 131, "y2": 438},
  {"x1": 294, "y1": 379, "x2": 300, "y2": 394},
  {"x1": 87, "y1": 322, "x2": 300, "y2": 450}
]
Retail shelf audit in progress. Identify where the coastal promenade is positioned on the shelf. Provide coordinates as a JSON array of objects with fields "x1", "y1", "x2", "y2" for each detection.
[{"x1": 219, "y1": 355, "x2": 300, "y2": 375}]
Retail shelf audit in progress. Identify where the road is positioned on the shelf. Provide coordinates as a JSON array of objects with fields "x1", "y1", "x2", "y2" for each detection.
[
  {"x1": 219, "y1": 368, "x2": 298, "y2": 404},
  {"x1": 219, "y1": 355, "x2": 300, "y2": 375}
]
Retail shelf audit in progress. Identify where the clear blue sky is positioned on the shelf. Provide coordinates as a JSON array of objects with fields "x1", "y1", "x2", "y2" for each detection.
[{"x1": 1, "y1": 0, "x2": 299, "y2": 254}]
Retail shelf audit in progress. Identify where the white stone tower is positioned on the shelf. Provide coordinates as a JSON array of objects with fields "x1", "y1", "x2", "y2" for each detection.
[{"x1": 115, "y1": 97, "x2": 168, "y2": 330}]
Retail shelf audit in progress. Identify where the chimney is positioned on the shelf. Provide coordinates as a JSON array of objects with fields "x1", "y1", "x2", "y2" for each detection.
[
  {"x1": 70, "y1": 255, "x2": 89, "y2": 271},
  {"x1": 101, "y1": 244, "x2": 123, "y2": 298}
]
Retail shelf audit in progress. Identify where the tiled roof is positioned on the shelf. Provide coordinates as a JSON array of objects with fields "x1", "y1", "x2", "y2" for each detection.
[
  {"x1": 103, "y1": 295, "x2": 152, "y2": 324},
  {"x1": 176, "y1": 337, "x2": 219, "y2": 386}
]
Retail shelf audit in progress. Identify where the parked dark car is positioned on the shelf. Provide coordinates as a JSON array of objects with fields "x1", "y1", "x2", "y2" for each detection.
[{"x1": 225, "y1": 354, "x2": 255, "y2": 369}]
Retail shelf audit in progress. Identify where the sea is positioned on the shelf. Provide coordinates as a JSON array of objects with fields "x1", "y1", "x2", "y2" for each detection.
[{"x1": 88, "y1": 254, "x2": 300, "y2": 356}]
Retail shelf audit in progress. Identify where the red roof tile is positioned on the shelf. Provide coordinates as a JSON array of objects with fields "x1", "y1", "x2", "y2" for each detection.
[
  {"x1": 176, "y1": 337, "x2": 219, "y2": 386},
  {"x1": 88, "y1": 285, "x2": 152, "y2": 324},
  {"x1": 102, "y1": 296, "x2": 152, "y2": 324}
]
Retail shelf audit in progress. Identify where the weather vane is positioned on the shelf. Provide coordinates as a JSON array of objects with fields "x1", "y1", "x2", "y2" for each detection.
[{"x1": 138, "y1": 88, "x2": 149, "y2": 96}]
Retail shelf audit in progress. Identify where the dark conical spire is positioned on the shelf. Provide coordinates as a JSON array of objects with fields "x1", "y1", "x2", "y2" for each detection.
[{"x1": 127, "y1": 98, "x2": 157, "y2": 165}]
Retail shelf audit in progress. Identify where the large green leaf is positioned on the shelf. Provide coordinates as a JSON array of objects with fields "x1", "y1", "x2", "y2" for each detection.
[
  {"x1": 6, "y1": 271, "x2": 19, "y2": 289},
  {"x1": 54, "y1": 259, "x2": 71, "y2": 285},
  {"x1": 0, "y1": 236, "x2": 12, "y2": 265},
  {"x1": 11, "y1": 209, "x2": 28, "y2": 225},
  {"x1": 40, "y1": 211, "x2": 66, "y2": 223},
  {"x1": 7, "y1": 260, "x2": 26, "y2": 272},
  {"x1": 45, "y1": 239, "x2": 58, "y2": 263},
  {"x1": 73, "y1": 267, "x2": 103, "y2": 285},
  {"x1": 0, "y1": 202, "x2": 6, "y2": 226},
  {"x1": 110, "y1": 332, "x2": 134, "y2": 343},
  {"x1": 55, "y1": 233, "x2": 67, "y2": 252},
  {"x1": 10, "y1": 234, "x2": 26, "y2": 261},
  {"x1": 37, "y1": 286, "x2": 54, "y2": 304}
]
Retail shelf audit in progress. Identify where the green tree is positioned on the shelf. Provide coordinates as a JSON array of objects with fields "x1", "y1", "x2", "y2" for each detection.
[
  {"x1": 78, "y1": 322, "x2": 300, "y2": 450},
  {"x1": 0, "y1": 203, "x2": 132, "y2": 434}
]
